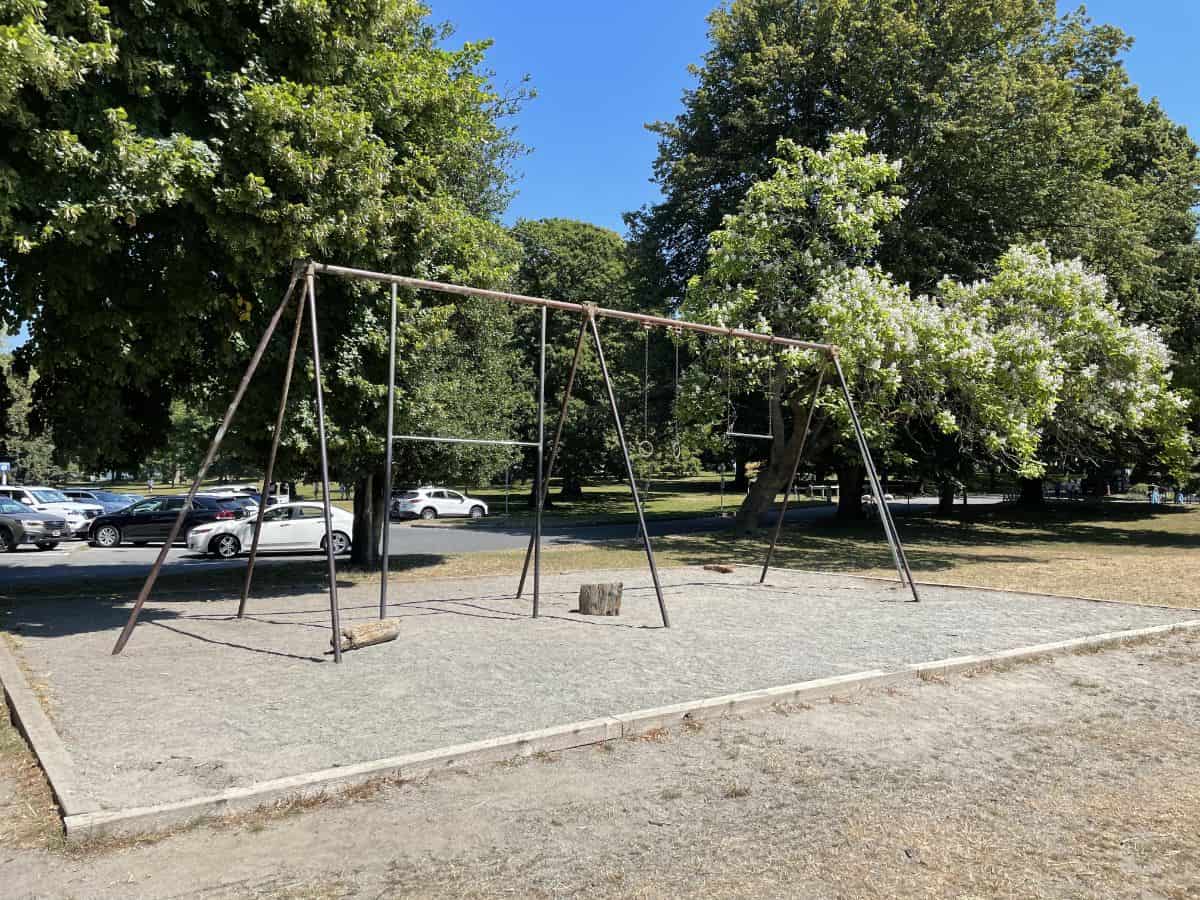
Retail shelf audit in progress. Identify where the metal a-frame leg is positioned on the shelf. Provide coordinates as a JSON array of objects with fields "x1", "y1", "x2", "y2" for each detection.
[
  {"x1": 532, "y1": 307, "x2": 547, "y2": 616},
  {"x1": 831, "y1": 353, "x2": 920, "y2": 602},
  {"x1": 516, "y1": 313, "x2": 589, "y2": 607},
  {"x1": 379, "y1": 284, "x2": 398, "y2": 620},
  {"x1": 587, "y1": 308, "x2": 670, "y2": 628},
  {"x1": 760, "y1": 366, "x2": 825, "y2": 583},
  {"x1": 113, "y1": 269, "x2": 302, "y2": 654},
  {"x1": 306, "y1": 267, "x2": 345, "y2": 659},
  {"x1": 239, "y1": 278, "x2": 308, "y2": 618}
]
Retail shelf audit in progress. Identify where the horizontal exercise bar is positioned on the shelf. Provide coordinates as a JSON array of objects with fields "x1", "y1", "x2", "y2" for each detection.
[
  {"x1": 392, "y1": 434, "x2": 540, "y2": 448},
  {"x1": 310, "y1": 262, "x2": 835, "y2": 354},
  {"x1": 726, "y1": 431, "x2": 776, "y2": 441}
]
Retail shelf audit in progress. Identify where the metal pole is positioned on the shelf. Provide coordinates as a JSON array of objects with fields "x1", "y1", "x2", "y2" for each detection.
[
  {"x1": 391, "y1": 435, "x2": 539, "y2": 449},
  {"x1": 832, "y1": 354, "x2": 920, "y2": 602},
  {"x1": 587, "y1": 309, "x2": 670, "y2": 628},
  {"x1": 516, "y1": 313, "x2": 589, "y2": 598},
  {"x1": 760, "y1": 366, "x2": 825, "y2": 583},
  {"x1": 238, "y1": 278, "x2": 308, "y2": 618},
  {"x1": 380, "y1": 283, "x2": 397, "y2": 620},
  {"x1": 533, "y1": 307, "x2": 546, "y2": 616},
  {"x1": 307, "y1": 268, "x2": 345, "y2": 659},
  {"x1": 112, "y1": 271, "x2": 300, "y2": 655}
]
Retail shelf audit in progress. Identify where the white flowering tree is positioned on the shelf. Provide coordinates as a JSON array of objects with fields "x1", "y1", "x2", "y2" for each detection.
[
  {"x1": 681, "y1": 132, "x2": 1191, "y2": 528},
  {"x1": 938, "y1": 245, "x2": 1192, "y2": 500}
]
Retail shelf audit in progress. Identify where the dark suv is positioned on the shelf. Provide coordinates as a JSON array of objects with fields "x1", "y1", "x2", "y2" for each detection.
[{"x1": 88, "y1": 495, "x2": 247, "y2": 548}]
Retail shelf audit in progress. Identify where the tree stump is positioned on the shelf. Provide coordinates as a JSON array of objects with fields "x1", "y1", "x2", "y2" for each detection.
[
  {"x1": 578, "y1": 582, "x2": 622, "y2": 616},
  {"x1": 334, "y1": 618, "x2": 400, "y2": 651}
]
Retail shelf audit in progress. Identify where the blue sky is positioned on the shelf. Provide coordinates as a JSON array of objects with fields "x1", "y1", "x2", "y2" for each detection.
[{"x1": 433, "y1": 0, "x2": 1199, "y2": 235}]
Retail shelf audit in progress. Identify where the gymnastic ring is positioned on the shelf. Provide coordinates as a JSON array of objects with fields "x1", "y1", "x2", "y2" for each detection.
[
  {"x1": 671, "y1": 439, "x2": 682, "y2": 460},
  {"x1": 636, "y1": 440, "x2": 655, "y2": 458}
]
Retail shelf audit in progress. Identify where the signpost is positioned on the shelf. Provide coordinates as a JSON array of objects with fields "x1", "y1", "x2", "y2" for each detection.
[{"x1": 0, "y1": 460, "x2": 11, "y2": 486}]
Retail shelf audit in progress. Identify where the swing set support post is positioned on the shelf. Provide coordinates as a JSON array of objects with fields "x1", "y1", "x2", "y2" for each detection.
[
  {"x1": 759, "y1": 365, "x2": 825, "y2": 583},
  {"x1": 379, "y1": 283, "x2": 398, "y2": 620},
  {"x1": 831, "y1": 353, "x2": 920, "y2": 602},
  {"x1": 516, "y1": 313, "x2": 589, "y2": 603},
  {"x1": 587, "y1": 306, "x2": 670, "y2": 628},
  {"x1": 532, "y1": 306, "x2": 546, "y2": 617},
  {"x1": 238, "y1": 272, "x2": 308, "y2": 618},
  {"x1": 113, "y1": 269, "x2": 303, "y2": 655}
]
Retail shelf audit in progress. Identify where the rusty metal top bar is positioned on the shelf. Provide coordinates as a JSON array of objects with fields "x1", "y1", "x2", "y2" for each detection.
[{"x1": 310, "y1": 262, "x2": 835, "y2": 354}]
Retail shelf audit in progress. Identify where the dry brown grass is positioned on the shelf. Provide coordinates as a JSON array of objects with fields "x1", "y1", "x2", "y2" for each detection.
[{"x1": 0, "y1": 704, "x2": 63, "y2": 850}]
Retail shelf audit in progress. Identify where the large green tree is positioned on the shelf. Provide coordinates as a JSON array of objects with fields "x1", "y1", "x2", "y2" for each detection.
[
  {"x1": 510, "y1": 218, "x2": 657, "y2": 499},
  {"x1": 0, "y1": 0, "x2": 528, "y2": 563},
  {"x1": 628, "y1": 0, "x2": 1200, "y2": 365},
  {"x1": 683, "y1": 133, "x2": 1191, "y2": 529}
]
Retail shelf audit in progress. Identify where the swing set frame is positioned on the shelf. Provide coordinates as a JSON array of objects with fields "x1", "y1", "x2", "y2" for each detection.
[{"x1": 110, "y1": 260, "x2": 919, "y2": 662}]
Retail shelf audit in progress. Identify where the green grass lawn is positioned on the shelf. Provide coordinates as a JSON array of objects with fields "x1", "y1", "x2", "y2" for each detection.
[{"x1": 71, "y1": 474, "x2": 826, "y2": 523}]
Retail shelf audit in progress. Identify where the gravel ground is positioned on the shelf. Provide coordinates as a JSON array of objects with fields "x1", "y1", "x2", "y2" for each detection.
[
  {"x1": 4, "y1": 629, "x2": 1199, "y2": 898},
  {"x1": 3, "y1": 566, "x2": 1195, "y2": 812}
]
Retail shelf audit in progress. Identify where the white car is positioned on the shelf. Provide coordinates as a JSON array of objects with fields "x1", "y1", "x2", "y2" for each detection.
[
  {"x1": 0, "y1": 485, "x2": 103, "y2": 537},
  {"x1": 391, "y1": 487, "x2": 489, "y2": 520},
  {"x1": 186, "y1": 501, "x2": 354, "y2": 558}
]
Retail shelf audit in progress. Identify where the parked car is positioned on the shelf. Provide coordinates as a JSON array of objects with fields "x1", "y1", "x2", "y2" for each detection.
[
  {"x1": 88, "y1": 495, "x2": 247, "y2": 548},
  {"x1": 205, "y1": 483, "x2": 291, "y2": 506},
  {"x1": 62, "y1": 489, "x2": 142, "y2": 514},
  {"x1": 186, "y1": 502, "x2": 354, "y2": 558},
  {"x1": 0, "y1": 497, "x2": 70, "y2": 552},
  {"x1": 391, "y1": 487, "x2": 489, "y2": 520},
  {"x1": 0, "y1": 485, "x2": 103, "y2": 537},
  {"x1": 201, "y1": 493, "x2": 259, "y2": 517}
]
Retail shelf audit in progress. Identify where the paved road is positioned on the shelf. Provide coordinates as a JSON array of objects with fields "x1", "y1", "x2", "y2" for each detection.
[{"x1": 1, "y1": 495, "x2": 1002, "y2": 585}]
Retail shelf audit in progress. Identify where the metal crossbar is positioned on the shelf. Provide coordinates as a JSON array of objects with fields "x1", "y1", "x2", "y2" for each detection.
[
  {"x1": 392, "y1": 435, "x2": 539, "y2": 449},
  {"x1": 313, "y1": 263, "x2": 833, "y2": 353}
]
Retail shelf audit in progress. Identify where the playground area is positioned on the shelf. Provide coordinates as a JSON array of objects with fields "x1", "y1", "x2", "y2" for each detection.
[{"x1": 4, "y1": 564, "x2": 1196, "y2": 816}]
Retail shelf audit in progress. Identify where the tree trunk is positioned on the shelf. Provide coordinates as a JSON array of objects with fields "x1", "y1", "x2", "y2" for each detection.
[
  {"x1": 836, "y1": 464, "x2": 866, "y2": 521},
  {"x1": 732, "y1": 453, "x2": 748, "y2": 493},
  {"x1": 733, "y1": 384, "x2": 811, "y2": 534},
  {"x1": 350, "y1": 464, "x2": 387, "y2": 568},
  {"x1": 558, "y1": 476, "x2": 584, "y2": 500},
  {"x1": 938, "y1": 480, "x2": 957, "y2": 513},
  {"x1": 1016, "y1": 477, "x2": 1044, "y2": 507}
]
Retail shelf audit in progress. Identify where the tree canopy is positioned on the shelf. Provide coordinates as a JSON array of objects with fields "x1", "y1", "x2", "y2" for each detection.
[
  {"x1": 682, "y1": 131, "x2": 1191, "y2": 526},
  {"x1": 510, "y1": 218, "x2": 650, "y2": 498},
  {"x1": 628, "y1": 0, "x2": 1200, "y2": 353},
  {"x1": 0, "y1": 0, "x2": 530, "y2": 561}
]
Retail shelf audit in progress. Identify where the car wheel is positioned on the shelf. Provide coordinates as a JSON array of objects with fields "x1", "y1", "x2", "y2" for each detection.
[
  {"x1": 321, "y1": 531, "x2": 352, "y2": 555},
  {"x1": 0, "y1": 528, "x2": 14, "y2": 553},
  {"x1": 419, "y1": 507, "x2": 437, "y2": 520},
  {"x1": 35, "y1": 542, "x2": 59, "y2": 551},
  {"x1": 469, "y1": 505, "x2": 485, "y2": 519},
  {"x1": 211, "y1": 534, "x2": 241, "y2": 559},
  {"x1": 94, "y1": 525, "x2": 122, "y2": 548}
]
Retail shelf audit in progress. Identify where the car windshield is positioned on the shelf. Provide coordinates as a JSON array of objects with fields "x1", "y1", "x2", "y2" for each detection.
[
  {"x1": 0, "y1": 498, "x2": 32, "y2": 514},
  {"x1": 96, "y1": 492, "x2": 131, "y2": 502},
  {"x1": 399, "y1": 491, "x2": 420, "y2": 499},
  {"x1": 31, "y1": 489, "x2": 69, "y2": 503}
]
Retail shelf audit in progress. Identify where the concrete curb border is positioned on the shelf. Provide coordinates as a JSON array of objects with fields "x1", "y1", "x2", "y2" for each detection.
[
  {"x1": 0, "y1": 636, "x2": 98, "y2": 817},
  {"x1": 3, "y1": 618, "x2": 1198, "y2": 840}
]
